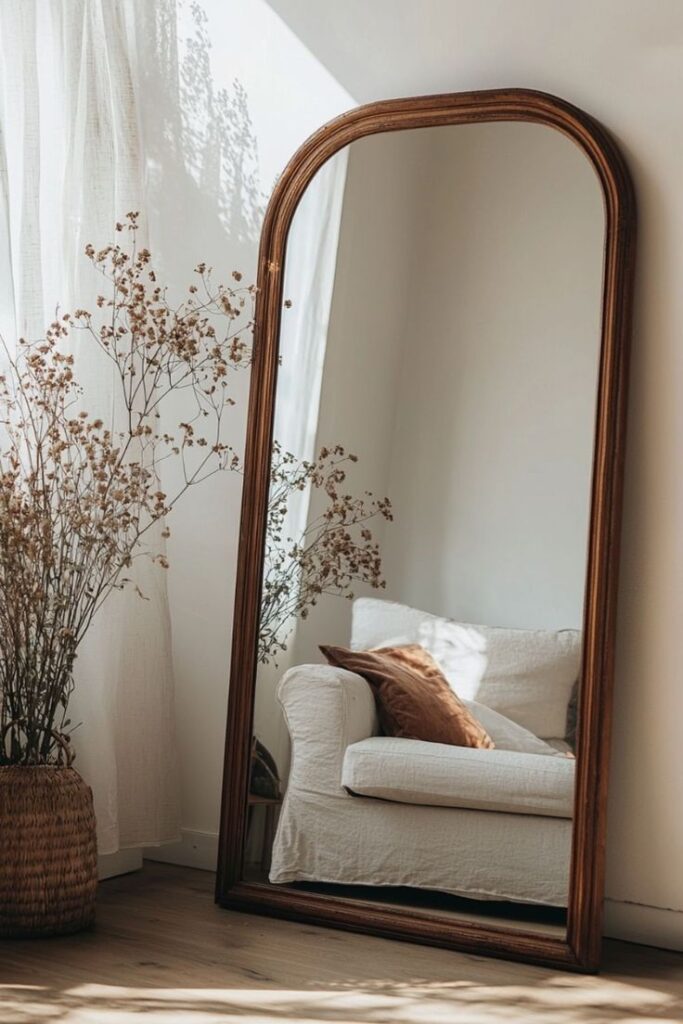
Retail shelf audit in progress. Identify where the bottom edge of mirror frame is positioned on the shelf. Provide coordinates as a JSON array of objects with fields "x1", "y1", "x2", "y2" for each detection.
[{"x1": 215, "y1": 878, "x2": 601, "y2": 972}]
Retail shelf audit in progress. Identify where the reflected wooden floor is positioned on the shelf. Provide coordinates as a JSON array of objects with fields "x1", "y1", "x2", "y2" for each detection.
[
  {"x1": 1, "y1": 862, "x2": 681, "y2": 1023},
  {"x1": 251, "y1": 873, "x2": 568, "y2": 938},
  {"x1": 244, "y1": 858, "x2": 567, "y2": 938}
]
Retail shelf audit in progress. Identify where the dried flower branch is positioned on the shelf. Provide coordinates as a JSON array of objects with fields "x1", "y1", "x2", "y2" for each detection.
[
  {"x1": 259, "y1": 442, "x2": 393, "y2": 664},
  {"x1": 0, "y1": 213, "x2": 254, "y2": 765}
]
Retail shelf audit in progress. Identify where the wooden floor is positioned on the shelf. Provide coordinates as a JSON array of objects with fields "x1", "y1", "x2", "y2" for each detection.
[{"x1": 1, "y1": 863, "x2": 682, "y2": 1023}]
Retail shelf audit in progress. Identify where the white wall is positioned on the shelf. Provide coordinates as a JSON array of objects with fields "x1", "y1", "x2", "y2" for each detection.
[
  {"x1": 261, "y1": 0, "x2": 683, "y2": 952},
  {"x1": 146, "y1": 0, "x2": 683, "y2": 949}
]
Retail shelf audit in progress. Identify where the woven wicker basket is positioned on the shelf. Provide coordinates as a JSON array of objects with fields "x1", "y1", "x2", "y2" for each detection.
[{"x1": 0, "y1": 766, "x2": 98, "y2": 937}]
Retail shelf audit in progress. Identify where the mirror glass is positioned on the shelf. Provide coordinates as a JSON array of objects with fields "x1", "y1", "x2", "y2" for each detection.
[{"x1": 246, "y1": 121, "x2": 605, "y2": 938}]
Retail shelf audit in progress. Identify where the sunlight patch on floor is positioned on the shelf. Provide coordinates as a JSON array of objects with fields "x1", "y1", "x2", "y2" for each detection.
[{"x1": 1, "y1": 976, "x2": 681, "y2": 1024}]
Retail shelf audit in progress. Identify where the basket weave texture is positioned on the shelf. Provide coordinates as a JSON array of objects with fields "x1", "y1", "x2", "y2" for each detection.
[{"x1": 0, "y1": 766, "x2": 97, "y2": 937}]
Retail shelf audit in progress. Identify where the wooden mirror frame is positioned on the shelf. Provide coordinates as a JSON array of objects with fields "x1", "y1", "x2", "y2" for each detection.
[{"x1": 216, "y1": 88, "x2": 636, "y2": 972}]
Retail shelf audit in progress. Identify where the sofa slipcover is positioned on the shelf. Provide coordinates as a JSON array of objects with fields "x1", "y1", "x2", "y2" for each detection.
[{"x1": 270, "y1": 663, "x2": 574, "y2": 906}]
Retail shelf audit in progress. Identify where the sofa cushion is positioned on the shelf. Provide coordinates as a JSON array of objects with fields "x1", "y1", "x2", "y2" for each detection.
[
  {"x1": 342, "y1": 736, "x2": 575, "y2": 818},
  {"x1": 320, "y1": 644, "x2": 494, "y2": 749},
  {"x1": 351, "y1": 597, "x2": 580, "y2": 739},
  {"x1": 377, "y1": 646, "x2": 566, "y2": 757}
]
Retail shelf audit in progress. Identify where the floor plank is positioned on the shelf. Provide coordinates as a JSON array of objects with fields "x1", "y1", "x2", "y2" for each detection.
[{"x1": 0, "y1": 862, "x2": 681, "y2": 1023}]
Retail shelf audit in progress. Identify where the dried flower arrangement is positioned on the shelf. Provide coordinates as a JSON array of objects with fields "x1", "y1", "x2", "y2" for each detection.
[
  {"x1": 0, "y1": 210, "x2": 388, "y2": 937},
  {"x1": 259, "y1": 441, "x2": 393, "y2": 664},
  {"x1": 0, "y1": 213, "x2": 253, "y2": 766},
  {"x1": 0, "y1": 211, "x2": 391, "y2": 767}
]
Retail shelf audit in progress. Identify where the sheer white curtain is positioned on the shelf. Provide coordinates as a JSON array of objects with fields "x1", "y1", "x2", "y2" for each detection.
[{"x1": 0, "y1": 0, "x2": 180, "y2": 854}]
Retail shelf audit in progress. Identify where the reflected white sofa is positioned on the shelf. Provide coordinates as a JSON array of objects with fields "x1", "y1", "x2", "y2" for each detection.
[{"x1": 269, "y1": 599, "x2": 578, "y2": 907}]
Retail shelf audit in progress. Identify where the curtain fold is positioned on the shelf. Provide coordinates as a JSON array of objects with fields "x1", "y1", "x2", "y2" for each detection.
[{"x1": 0, "y1": 0, "x2": 180, "y2": 854}]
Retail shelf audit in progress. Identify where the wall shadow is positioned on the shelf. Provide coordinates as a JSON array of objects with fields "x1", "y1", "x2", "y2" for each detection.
[{"x1": 136, "y1": 0, "x2": 268, "y2": 278}]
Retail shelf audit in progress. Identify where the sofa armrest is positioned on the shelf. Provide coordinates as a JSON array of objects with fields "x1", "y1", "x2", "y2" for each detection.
[{"x1": 277, "y1": 664, "x2": 377, "y2": 797}]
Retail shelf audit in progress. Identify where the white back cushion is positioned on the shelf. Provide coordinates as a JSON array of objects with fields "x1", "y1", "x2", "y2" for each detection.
[{"x1": 351, "y1": 597, "x2": 580, "y2": 739}]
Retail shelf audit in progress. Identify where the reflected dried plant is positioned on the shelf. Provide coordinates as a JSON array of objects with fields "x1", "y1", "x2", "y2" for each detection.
[
  {"x1": 0, "y1": 213, "x2": 254, "y2": 765},
  {"x1": 259, "y1": 442, "x2": 393, "y2": 664}
]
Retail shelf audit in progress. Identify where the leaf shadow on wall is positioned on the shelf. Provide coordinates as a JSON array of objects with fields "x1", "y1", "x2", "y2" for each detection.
[{"x1": 138, "y1": 0, "x2": 269, "y2": 277}]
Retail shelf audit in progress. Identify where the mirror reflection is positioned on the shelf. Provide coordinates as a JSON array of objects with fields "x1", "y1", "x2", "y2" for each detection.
[{"x1": 247, "y1": 121, "x2": 605, "y2": 936}]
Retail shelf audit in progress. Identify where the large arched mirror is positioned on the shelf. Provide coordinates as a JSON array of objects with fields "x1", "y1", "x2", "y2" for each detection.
[{"x1": 217, "y1": 90, "x2": 635, "y2": 971}]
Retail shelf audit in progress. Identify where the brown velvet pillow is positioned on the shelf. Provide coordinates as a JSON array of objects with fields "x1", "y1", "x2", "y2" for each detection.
[{"x1": 319, "y1": 643, "x2": 494, "y2": 749}]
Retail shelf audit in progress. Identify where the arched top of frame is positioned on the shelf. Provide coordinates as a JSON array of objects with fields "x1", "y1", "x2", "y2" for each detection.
[{"x1": 258, "y1": 89, "x2": 635, "y2": 276}]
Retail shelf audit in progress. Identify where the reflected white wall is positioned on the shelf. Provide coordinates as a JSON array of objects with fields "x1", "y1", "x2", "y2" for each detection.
[
  {"x1": 382, "y1": 122, "x2": 604, "y2": 630},
  {"x1": 288, "y1": 123, "x2": 603, "y2": 673}
]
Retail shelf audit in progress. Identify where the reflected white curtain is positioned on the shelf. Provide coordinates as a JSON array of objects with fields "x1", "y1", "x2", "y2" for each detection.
[
  {"x1": 274, "y1": 151, "x2": 349, "y2": 599},
  {"x1": 0, "y1": 0, "x2": 180, "y2": 853},
  {"x1": 253, "y1": 152, "x2": 348, "y2": 774},
  {"x1": 276, "y1": 151, "x2": 349, "y2": 494}
]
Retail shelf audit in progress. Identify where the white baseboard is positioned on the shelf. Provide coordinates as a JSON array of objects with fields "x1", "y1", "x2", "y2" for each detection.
[
  {"x1": 142, "y1": 830, "x2": 683, "y2": 952},
  {"x1": 98, "y1": 847, "x2": 143, "y2": 880},
  {"x1": 144, "y1": 829, "x2": 219, "y2": 872},
  {"x1": 605, "y1": 898, "x2": 683, "y2": 952}
]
